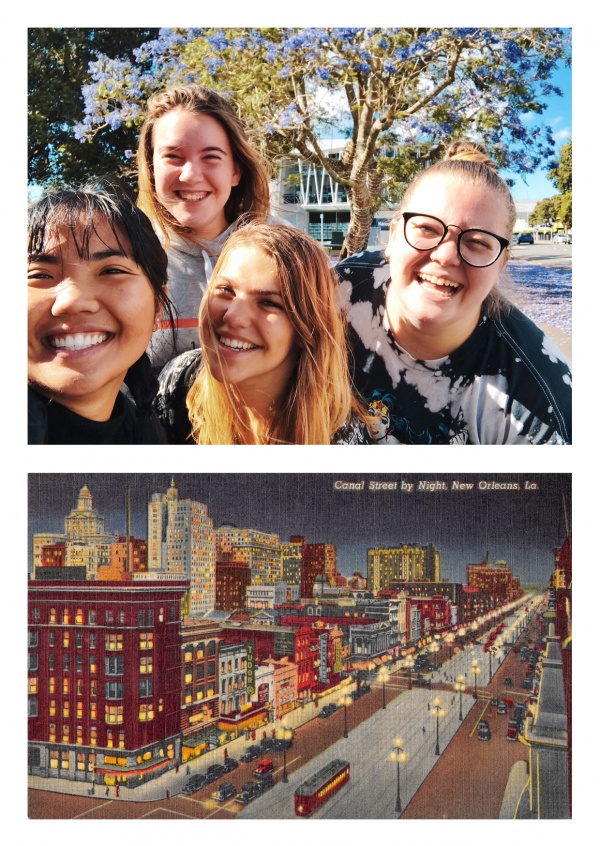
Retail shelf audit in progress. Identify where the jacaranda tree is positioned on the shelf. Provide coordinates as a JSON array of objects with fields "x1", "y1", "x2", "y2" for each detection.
[{"x1": 74, "y1": 27, "x2": 570, "y2": 257}]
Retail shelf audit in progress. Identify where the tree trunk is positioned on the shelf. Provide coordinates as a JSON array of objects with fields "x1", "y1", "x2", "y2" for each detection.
[{"x1": 337, "y1": 172, "x2": 380, "y2": 262}]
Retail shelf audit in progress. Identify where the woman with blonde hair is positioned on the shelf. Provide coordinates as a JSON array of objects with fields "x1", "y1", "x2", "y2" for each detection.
[
  {"x1": 137, "y1": 84, "x2": 271, "y2": 367},
  {"x1": 155, "y1": 222, "x2": 369, "y2": 444},
  {"x1": 337, "y1": 141, "x2": 572, "y2": 444}
]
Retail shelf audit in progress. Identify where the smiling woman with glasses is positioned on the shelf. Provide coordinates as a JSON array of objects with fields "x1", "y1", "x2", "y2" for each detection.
[{"x1": 336, "y1": 141, "x2": 572, "y2": 444}]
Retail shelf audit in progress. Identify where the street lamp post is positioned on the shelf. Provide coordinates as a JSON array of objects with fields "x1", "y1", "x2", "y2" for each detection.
[
  {"x1": 431, "y1": 697, "x2": 445, "y2": 756},
  {"x1": 404, "y1": 655, "x2": 414, "y2": 690},
  {"x1": 454, "y1": 675, "x2": 466, "y2": 721},
  {"x1": 377, "y1": 667, "x2": 390, "y2": 709},
  {"x1": 471, "y1": 661, "x2": 480, "y2": 700},
  {"x1": 276, "y1": 725, "x2": 293, "y2": 783},
  {"x1": 389, "y1": 738, "x2": 408, "y2": 815},
  {"x1": 338, "y1": 694, "x2": 352, "y2": 739}
]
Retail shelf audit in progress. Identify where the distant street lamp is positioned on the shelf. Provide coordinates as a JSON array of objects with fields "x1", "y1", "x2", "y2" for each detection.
[
  {"x1": 454, "y1": 675, "x2": 466, "y2": 721},
  {"x1": 404, "y1": 655, "x2": 415, "y2": 690},
  {"x1": 431, "y1": 697, "x2": 445, "y2": 756},
  {"x1": 338, "y1": 693, "x2": 352, "y2": 738},
  {"x1": 471, "y1": 661, "x2": 480, "y2": 699},
  {"x1": 276, "y1": 724, "x2": 293, "y2": 783},
  {"x1": 389, "y1": 738, "x2": 408, "y2": 815},
  {"x1": 377, "y1": 666, "x2": 390, "y2": 709}
]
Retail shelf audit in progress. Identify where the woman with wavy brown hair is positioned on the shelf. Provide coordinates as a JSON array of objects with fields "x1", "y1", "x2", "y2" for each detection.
[
  {"x1": 137, "y1": 84, "x2": 271, "y2": 368},
  {"x1": 155, "y1": 222, "x2": 369, "y2": 444}
]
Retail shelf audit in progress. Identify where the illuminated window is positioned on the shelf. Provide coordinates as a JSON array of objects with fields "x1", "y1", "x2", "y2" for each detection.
[
  {"x1": 28, "y1": 677, "x2": 38, "y2": 695},
  {"x1": 76, "y1": 752, "x2": 85, "y2": 770},
  {"x1": 196, "y1": 646, "x2": 204, "y2": 660},
  {"x1": 76, "y1": 608, "x2": 84, "y2": 625},
  {"x1": 49, "y1": 699, "x2": 56, "y2": 717},
  {"x1": 90, "y1": 703, "x2": 97, "y2": 720},
  {"x1": 62, "y1": 725, "x2": 69, "y2": 743},
  {"x1": 49, "y1": 724, "x2": 56, "y2": 742},
  {"x1": 63, "y1": 609, "x2": 70, "y2": 625},
  {"x1": 119, "y1": 731, "x2": 125, "y2": 749},
  {"x1": 90, "y1": 654, "x2": 97, "y2": 674},
  {"x1": 105, "y1": 705, "x2": 124, "y2": 725},
  {"x1": 185, "y1": 672, "x2": 193, "y2": 684},
  {"x1": 139, "y1": 632, "x2": 154, "y2": 650},
  {"x1": 62, "y1": 701, "x2": 69, "y2": 718},
  {"x1": 50, "y1": 608, "x2": 57, "y2": 624},
  {"x1": 105, "y1": 633, "x2": 123, "y2": 651},
  {"x1": 90, "y1": 679, "x2": 97, "y2": 698},
  {"x1": 62, "y1": 678, "x2": 70, "y2": 696},
  {"x1": 184, "y1": 649, "x2": 193, "y2": 663},
  {"x1": 50, "y1": 750, "x2": 59, "y2": 769},
  {"x1": 90, "y1": 726, "x2": 97, "y2": 746},
  {"x1": 76, "y1": 725, "x2": 83, "y2": 745},
  {"x1": 139, "y1": 656, "x2": 153, "y2": 674},
  {"x1": 139, "y1": 703, "x2": 154, "y2": 722}
]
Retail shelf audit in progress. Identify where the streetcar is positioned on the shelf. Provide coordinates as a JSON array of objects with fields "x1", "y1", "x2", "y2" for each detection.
[{"x1": 294, "y1": 759, "x2": 350, "y2": 817}]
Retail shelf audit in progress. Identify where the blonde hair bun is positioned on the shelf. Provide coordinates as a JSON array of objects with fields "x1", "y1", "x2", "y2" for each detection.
[{"x1": 443, "y1": 141, "x2": 497, "y2": 171}]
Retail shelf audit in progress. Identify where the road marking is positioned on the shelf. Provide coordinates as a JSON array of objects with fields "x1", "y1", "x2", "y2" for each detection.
[{"x1": 73, "y1": 801, "x2": 113, "y2": 819}]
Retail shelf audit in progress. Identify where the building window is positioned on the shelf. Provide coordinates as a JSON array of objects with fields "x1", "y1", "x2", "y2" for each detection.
[
  {"x1": 49, "y1": 699, "x2": 56, "y2": 717},
  {"x1": 62, "y1": 678, "x2": 70, "y2": 695},
  {"x1": 28, "y1": 697, "x2": 38, "y2": 717},
  {"x1": 185, "y1": 687, "x2": 192, "y2": 704},
  {"x1": 63, "y1": 631, "x2": 69, "y2": 648},
  {"x1": 49, "y1": 631, "x2": 55, "y2": 647},
  {"x1": 138, "y1": 609, "x2": 144, "y2": 626},
  {"x1": 105, "y1": 633, "x2": 123, "y2": 651},
  {"x1": 28, "y1": 677, "x2": 38, "y2": 695},
  {"x1": 50, "y1": 608, "x2": 57, "y2": 624},
  {"x1": 146, "y1": 609, "x2": 153, "y2": 626},
  {"x1": 196, "y1": 664, "x2": 204, "y2": 679},
  {"x1": 63, "y1": 654, "x2": 69, "y2": 671},
  {"x1": 139, "y1": 632, "x2": 154, "y2": 650},
  {"x1": 196, "y1": 646, "x2": 204, "y2": 660},
  {"x1": 90, "y1": 654, "x2": 97, "y2": 674},
  {"x1": 105, "y1": 705, "x2": 124, "y2": 724},
  {"x1": 50, "y1": 750, "x2": 59, "y2": 770},
  {"x1": 89, "y1": 610, "x2": 96, "y2": 625},
  {"x1": 119, "y1": 731, "x2": 125, "y2": 750},
  {"x1": 76, "y1": 608, "x2": 84, "y2": 625},
  {"x1": 49, "y1": 677, "x2": 56, "y2": 694},
  {"x1": 105, "y1": 655, "x2": 124, "y2": 675},
  {"x1": 118, "y1": 611, "x2": 126, "y2": 625},
  {"x1": 76, "y1": 654, "x2": 83, "y2": 674},
  {"x1": 76, "y1": 751, "x2": 85, "y2": 770},
  {"x1": 63, "y1": 609, "x2": 70, "y2": 625},
  {"x1": 62, "y1": 725, "x2": 69, "y2": 743},
  {"x1": 139, "y1": 703, "x2": 154, "y2": 722},
  {"x1": 76, "y1": 725, "x2": 83, "y2": 745},
  {"x1": 207, "y1": 640, "x2": 216, "y2": 656},
  {"x1": 89, "y1": 633, "x2": 96, "y2": 649},
  {"x1": 90, "y1": 680, "x2": 97, "y2": 698},
  {"x1": 28, "y1": 631, "x2": 38, "y2": 647},
  {"x1": 105, "y1": 681, "x2": 124, "y2": 699},
  {"x1": 184, "y1": 671, "x2": 193, "y2": 684},
  {"x1": 207, "y1": 661, "x2": 215, "y2": 677},
  {"x1": 90, "y1": 726, "x2": 97, "y2": 746},
  {"x1": 63, "y1": 701, "x2": 69, "y2": 718},
  {"x1": 33, "y1": 607, "x2": 40, "y2": 622},
  {"x1": 139, "y1": 678, "x2": 153, "y2": 698},
  {"x1": 90, "y1": 702, "x2": 97, "y2": 721},
  {"x1": 105, "y1": 610, "x2": 114, "y2": 624},
  {"x1": 49, "y1": 724, "x2": 56, "y2": 742},
  {"x1": 76, "y1": 631, "x2": 83, "y2": 648},
  {"x1": 139, "y1": 656, "x2": 153, "y2": 674},
  {"x1": 184, "y1": 648, "x2": 193, "y2": 663},
  {"x1": 28, "y1": 653, "x2": 38, "y2": 671}
]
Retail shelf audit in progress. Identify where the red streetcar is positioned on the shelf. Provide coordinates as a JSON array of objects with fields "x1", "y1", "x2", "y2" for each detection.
[{"x1": 294, "y1": 759, "x2": 350, "y2": 817}]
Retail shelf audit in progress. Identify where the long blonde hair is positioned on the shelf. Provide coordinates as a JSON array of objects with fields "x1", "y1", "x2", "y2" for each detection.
[
  {"x1": 137, "y1": 85, "x2": 270, "y2": 246},
  {"x1": 186, "y1": 223, "x2": 358, "y2": 444}
]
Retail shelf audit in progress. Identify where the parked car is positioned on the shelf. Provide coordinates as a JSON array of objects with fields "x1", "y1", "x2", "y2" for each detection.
[
  {"x1": 507, "y1": 720, "x2": 519, "y2": 740},
  {"x1": 239, "y1": 745, "x2": 260, "y2": 762},
  {"x1": 253, "y1": 759, "x2": 275, "y2": 778},
  {"x1": 491, "y1": 697, "x2": 500, "y2": 708},
  {"x1": 272, "y1": 737, "x2": 292, "y2": 752},
  {"x1": 553, "y1": 232, "x2": 571, "y2": 244},
  {"x1": 478, "y1": 720, "x2": 492, "y2": 741},
  {"x1": 318, "y1": 703, "x2": 337, "y2": 718},
  {"x1": 497, "y1": 702, "x2": 507, "y2": 715},
  {"x1": 223, "y1": 757, "x2": 239, "y2": 772},
  {"x1": 213, "y1": 782, "x2": 237, "y2": 802},
  {"x1": 517, "y1": 232, "x2": 534, "y2": 244},
  {"x1": 413, "y1": 677, "x2": 431, "y2": 687},
  {"x1": 237, "y1": 774, "x2": 274, "y2": 804},
  {"x1": 181, "y1": 773, "x2": 209, "y2": 795}
]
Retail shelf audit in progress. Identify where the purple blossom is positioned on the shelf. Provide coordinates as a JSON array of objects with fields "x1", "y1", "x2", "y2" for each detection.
[
  {"x1": 355, "y1": 61, "x2": 371, "y2": 74},
  {"x1": 316, "y1": 67, "x2": 331, "y2": 81}
]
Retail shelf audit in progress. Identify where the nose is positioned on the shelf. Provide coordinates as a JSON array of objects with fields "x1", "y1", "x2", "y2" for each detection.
[
  {"x1": 222, "y1": 296, "x2": 252, "y2": 327},
  {"x1": 179, "y1": 158, "x2": 204, "y2": 183},
  {"x1": 51, "y1": 278, "x2": 100, "y2": 317},
  {"x1": 429, "y1": 227, "x2": 462, "y2": 266}
]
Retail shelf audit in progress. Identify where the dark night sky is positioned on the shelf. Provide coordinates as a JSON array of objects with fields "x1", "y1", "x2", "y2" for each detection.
[{"x1": 28, "y1": 473, "x2": 570, "y2": 584}]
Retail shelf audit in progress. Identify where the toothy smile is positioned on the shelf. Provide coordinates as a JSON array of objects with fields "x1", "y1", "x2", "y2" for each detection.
[
  {"x1": 178, "y1": 191, "x2": 210, "y2": 201},
  {"x1": 418, "y1": 272, "x2": 462, "y2": 290},
  {"x1": 47, "y1": 332, "x2": 110, "y2": 351},
  {"x1": 218, "y1": 335, "x2": 260, "y2": 351}
]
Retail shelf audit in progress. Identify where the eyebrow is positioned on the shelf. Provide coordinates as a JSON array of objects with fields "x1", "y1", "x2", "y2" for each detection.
[
  {"x1": 28, "y1": 248, "x2": 130, "y2": 263},
  {"x1": 158, "y1": 144, "x2": 228, "y2": 155},
  {"x1": 215, "y1": 277, "x2": 283, "y2": 298}
]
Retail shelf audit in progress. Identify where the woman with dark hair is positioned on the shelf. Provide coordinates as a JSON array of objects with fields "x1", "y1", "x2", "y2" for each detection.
[
  {"x1": 137, "y1": 85, "x2": 272, "y2": 368},
  {"x1": 337, "y1": 141, "x2": 572, "y2": 444},
  {"x1": 28, "y1": 185, "x2": 174, "y2": 444}
]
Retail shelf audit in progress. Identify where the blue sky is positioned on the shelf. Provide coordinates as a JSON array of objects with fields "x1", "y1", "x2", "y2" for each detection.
[{"x1": 504, "y1": 61, "x2": 571, "y2": 201}]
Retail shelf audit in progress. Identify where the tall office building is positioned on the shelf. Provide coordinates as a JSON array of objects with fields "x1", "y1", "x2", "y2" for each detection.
[
  {"x1": 214, "y1": 526, "x2": 282, "y2": 585},
  {"x1": 148, "y1": 480, "x2": 215, "y2": 617},
  {"x1": 367, "y1": 543, "x2": 441, "y2": 592},
  {"x1": 300, "y1": 544, "x2": 336, "y2": 598}
]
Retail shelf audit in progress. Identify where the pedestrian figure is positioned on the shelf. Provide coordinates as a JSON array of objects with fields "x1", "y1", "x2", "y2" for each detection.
[
  {"x1": 422, "y1": 725, "x2": 426, "y2": 734},
  {"x1": 175, "y1": 762, "x2": 179, "y2": 774},
  {"x1": 186, "y1": 765, "x2": 190, "y2": 775},
  {"x1": 427, "y1": 702, "x2": 430, "y2": 711},
  {"x1": 105, "y1": 787, "x2": 109, "y2": 796},
  {"x1": 115, "y1": 785, "x2": 119, "y2": 798},
  {"x1": 166, "y1": 789, "x2": 170, "y2": 800}
]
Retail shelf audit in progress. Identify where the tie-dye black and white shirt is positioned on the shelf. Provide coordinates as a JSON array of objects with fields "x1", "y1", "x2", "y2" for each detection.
[{"x1": 336, "y1": 250, "x2": 572, "y2": 445}]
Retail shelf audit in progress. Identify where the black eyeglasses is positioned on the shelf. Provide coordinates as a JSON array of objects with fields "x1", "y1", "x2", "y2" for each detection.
[{"x1": 402, "y1": 212, "x2": 509, "y2": 268}]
